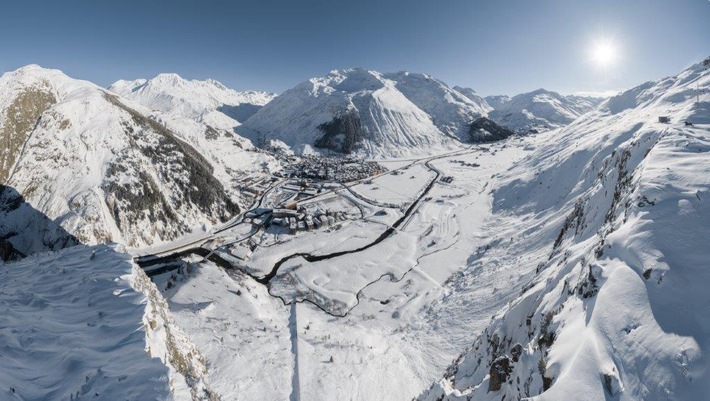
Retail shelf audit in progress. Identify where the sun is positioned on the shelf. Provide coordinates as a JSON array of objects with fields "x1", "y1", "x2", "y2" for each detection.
[{"x1": 590, "y1": 39, "x2": 618, "y2": 68}]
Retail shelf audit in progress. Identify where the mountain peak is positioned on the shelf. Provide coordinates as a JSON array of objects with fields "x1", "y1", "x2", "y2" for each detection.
[
  {"x1": 240, "y1": 68, "x2": 494, "y2": 157},
  {"x1": 5, "y1": 64, "x2": 65, "y2": 79},
  {"x1": 14, "y1": 64, "x2": 45, "y2": 72},
  {"x1": 526, "y1": 88, "x2": 558, "y2": 97},
  {"x1": 486, "y1": 88, "x2": 603, "y2": 133},
  {"x1": 151, "y1": 73, "x2": 187, "y2": 85}
]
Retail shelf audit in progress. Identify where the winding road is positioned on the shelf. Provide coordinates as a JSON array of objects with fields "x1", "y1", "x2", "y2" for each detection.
[{"x1": 135, "y1": 146, "x2": 475, "y2": 316}]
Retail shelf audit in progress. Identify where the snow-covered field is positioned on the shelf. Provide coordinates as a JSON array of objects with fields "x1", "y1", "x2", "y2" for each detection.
[{"x1": 349, "y1": 163, "x2": 434, "y2": 207}]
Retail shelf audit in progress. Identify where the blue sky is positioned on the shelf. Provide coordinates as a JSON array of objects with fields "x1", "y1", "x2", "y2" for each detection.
[{"x1": 1, "y1": 0, "x2": 708, "y2": 96}]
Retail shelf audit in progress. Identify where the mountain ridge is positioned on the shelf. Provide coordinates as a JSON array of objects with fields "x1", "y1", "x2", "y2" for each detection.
[
  {"x1": 483, "y1": 88, "x2": 604, "y2": 133},
  {"x1": 418, "y1": 56, "x2": 710, "y2": 401},
  {"x1": 0, "y1": 65, "x2": 245, "y2": 248},
  {"x1": 239, "y1": 68, "x2": 504, "y2": 158}
]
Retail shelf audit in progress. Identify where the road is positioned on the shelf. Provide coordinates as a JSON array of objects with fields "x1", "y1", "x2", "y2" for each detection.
[{"x1": 134, "y1": 146, "x2": 477, "y2": 313}]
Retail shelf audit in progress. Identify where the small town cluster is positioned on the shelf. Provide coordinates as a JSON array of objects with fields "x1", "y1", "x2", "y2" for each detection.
[{"x1": 279, "y1": 156, "x2": 386, "y2": 182}]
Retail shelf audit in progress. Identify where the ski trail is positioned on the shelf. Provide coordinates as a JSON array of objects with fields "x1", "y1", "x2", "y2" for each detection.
[{"x1": 288, "y1": 302, "x2": 300, "y2": 401}]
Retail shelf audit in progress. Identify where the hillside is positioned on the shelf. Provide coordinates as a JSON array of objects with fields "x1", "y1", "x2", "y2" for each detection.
[
  {"x1": 419, "y1": 59, "x2": 710, "y2": 401},
  {"x1": 0, "y1": 65, "x2": 241, "y2": 248},
  {"x1": 109, "y1": 73, "x2": 281, "y2": 208}
]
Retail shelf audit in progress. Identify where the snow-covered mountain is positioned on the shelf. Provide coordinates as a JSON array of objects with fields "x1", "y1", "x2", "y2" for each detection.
[
  {"x1": 109, "y1": 73, "x2": 276, "y2": 126},
  {"x1": 420, "y1": 59, "x2": 710, "y2": 400},
  {"x1": 109, "y1": 73, "x2": 281, "y2": 208},
  {"x1": 0, "y1": 65, "x2": 243, "y2": 248},
  {"x1": 2, "y1": 56, "x2": 709, "y2": 401},
  {"x1": 483, "y1": 94, "x2": 512, "y2": 110},
  {"x1": 484, "y1": 89, "x2": 604, "y2": 133},
  {"x1": 239, "y1": 68, "x2": 500, "y2": 158}
]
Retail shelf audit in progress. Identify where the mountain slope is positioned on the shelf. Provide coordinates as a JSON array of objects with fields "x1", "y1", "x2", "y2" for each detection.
[
  {"x1": 0, "y1": 184, "x2": 78, "y2": 260},
  {"x1": 485, "y1": 89, "x2": 604, "y2": 133},
  {"x1": 0, "y1": 245, "x2": 172, "y2": 401},
  {"x1": 482, "y1": 94, "x2": 511, "y2": 110},
  {"x1": 109, "y1": 73, "x2": 281, "y2": 207},
  {"x1": 453, "y1": 86, "x2": 493, "y2": 112},
  {"x1": 239, "y1": 68, "x2": 499, "y2": 158},
  {"x1": 0, "y1": 65, "x2": 240, "y2": 248},
  {"x1": 419, "y1": 59, "x2": 710, "y2": 401}
]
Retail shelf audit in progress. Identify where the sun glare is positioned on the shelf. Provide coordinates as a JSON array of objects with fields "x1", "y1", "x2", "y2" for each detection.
[{"x1": 591, "y1": 39, "x2": 618, "y2": 68}]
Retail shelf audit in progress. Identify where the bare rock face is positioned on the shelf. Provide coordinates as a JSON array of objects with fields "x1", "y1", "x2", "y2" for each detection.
[
  {"x1": 488, "y1": 356, "x2": 512, "y2": 392},
  {"x1": 510, "y1": 343, "x2": 524, "y2": 363},
  {"x1": 0, "y1": 237, "x2": 23, "y2": 261},
  {"x1": 0, "y1": 84, "x2": 57, "y2": 183}
]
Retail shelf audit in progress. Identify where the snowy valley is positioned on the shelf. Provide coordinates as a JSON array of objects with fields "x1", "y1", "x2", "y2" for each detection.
[{"x1": 1, "y1": 56, "x2": 709, "y2": 401}]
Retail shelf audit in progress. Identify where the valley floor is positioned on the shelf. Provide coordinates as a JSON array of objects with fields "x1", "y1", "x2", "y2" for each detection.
[{"x1": 147, "y1": 137, "x2": 536, "y2": 400}]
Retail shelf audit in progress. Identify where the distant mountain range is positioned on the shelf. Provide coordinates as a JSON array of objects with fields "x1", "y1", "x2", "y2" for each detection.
[
  {"x1": 238, "y1": 71, "x2": 606, "y2": 157},
  {"x1": 483, "y1": 89, "x2": 605, "y2": 133},
  {"x1": 238, "y1": 68, "x2": 498, "y2": 158}
]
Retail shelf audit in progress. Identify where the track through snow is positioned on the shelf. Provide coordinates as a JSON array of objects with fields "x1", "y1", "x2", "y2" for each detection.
[{"x1": 145, "y1": 138, "x2": 532, "y2": 401}]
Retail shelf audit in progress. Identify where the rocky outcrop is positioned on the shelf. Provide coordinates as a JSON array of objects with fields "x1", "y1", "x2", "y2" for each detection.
[
  {"x1": 131, "y1": 264, "x2": 219, "y2": 400},
  {"x1": 0, "y1": 84, "x2": 57, "y2": 183},
  {"x1": 0, "y1": 237, "x2": 23, "y2": 261},
  {"x1": 488, "y1": 356, "x2": 512, "y2": 392}
]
